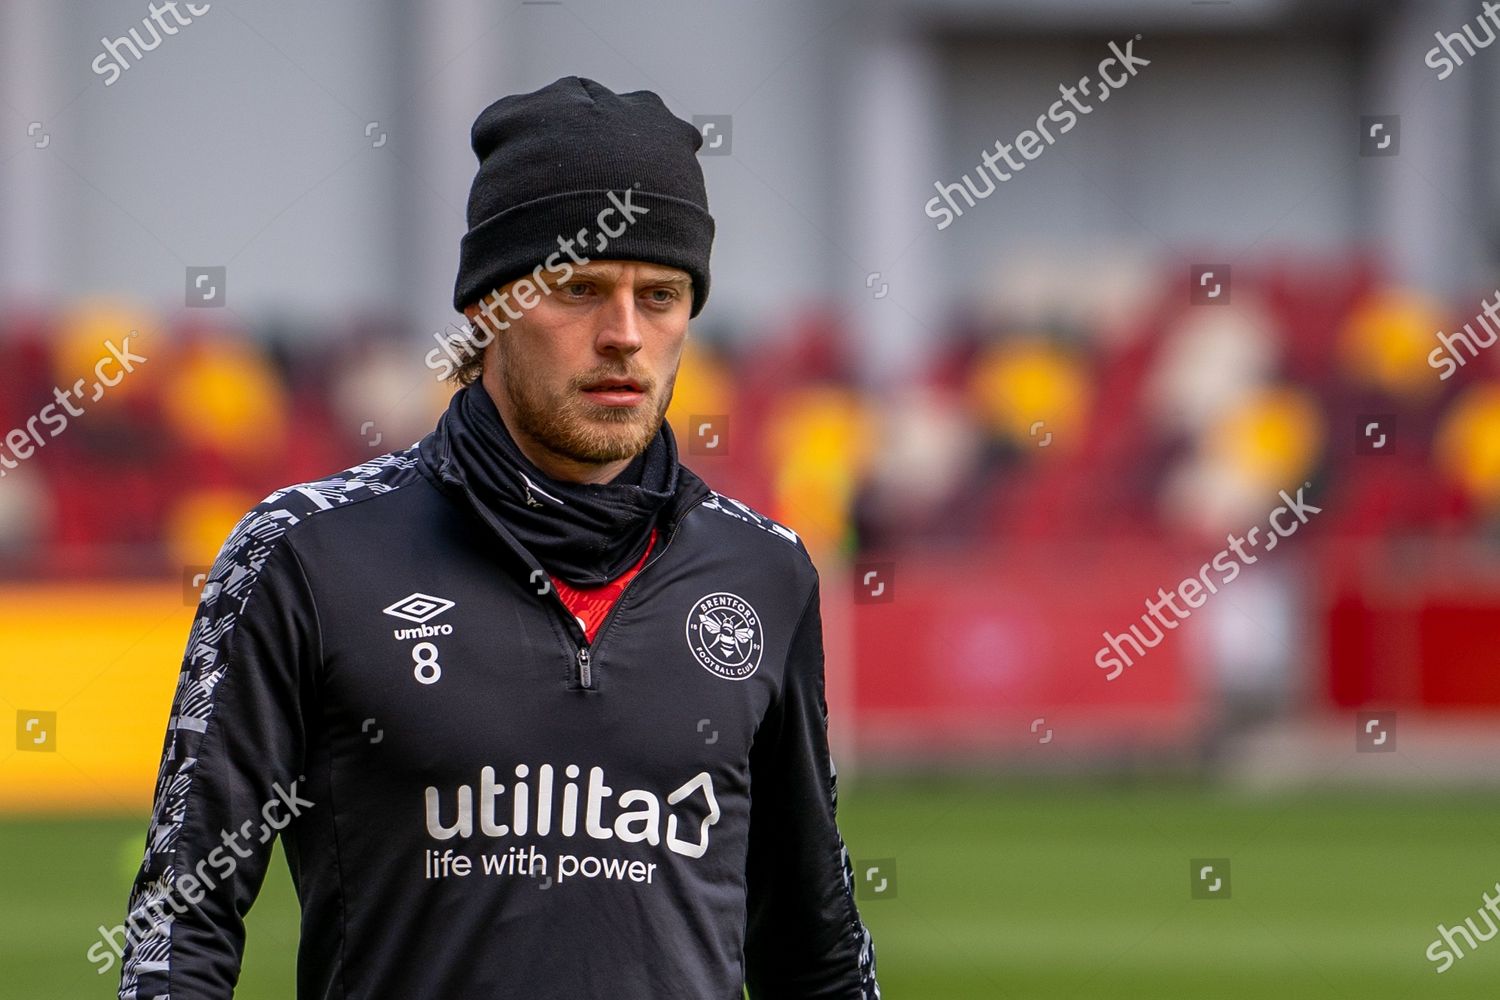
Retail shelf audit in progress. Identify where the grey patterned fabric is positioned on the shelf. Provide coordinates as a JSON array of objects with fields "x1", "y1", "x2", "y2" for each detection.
[{"x1": 119, "y1": 449, "x2": 421, "y2": 999}]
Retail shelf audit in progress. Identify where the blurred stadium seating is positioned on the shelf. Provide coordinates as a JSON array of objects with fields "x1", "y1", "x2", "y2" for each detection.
[{"x1": 7, "y1": 260, "x2": 1500, "y2": 807}]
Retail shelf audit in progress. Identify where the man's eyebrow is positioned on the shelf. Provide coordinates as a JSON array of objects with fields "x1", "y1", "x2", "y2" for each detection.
[{"x1": 556, "y1": 267, "x2": 690, "y2": 287}]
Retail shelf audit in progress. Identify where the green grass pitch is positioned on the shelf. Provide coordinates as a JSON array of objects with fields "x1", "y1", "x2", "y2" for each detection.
[{"x1": 5, "y1": 777, "x2": 1498, "y2": 998}]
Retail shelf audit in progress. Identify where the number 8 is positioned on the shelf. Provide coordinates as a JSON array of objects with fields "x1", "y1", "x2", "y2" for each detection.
[{"x1": 412, "y1": 642, "x2": 442, "y2": 685}]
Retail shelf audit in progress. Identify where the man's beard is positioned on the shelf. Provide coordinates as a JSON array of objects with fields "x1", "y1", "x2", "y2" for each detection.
[{"x1": 498, "y1": 351, "x2": 674, "y2": 466}]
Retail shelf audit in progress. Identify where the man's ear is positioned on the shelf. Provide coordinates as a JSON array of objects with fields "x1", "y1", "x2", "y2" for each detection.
[{"x1": 465, "y1": 302, "x2": 495, "y2": 343}]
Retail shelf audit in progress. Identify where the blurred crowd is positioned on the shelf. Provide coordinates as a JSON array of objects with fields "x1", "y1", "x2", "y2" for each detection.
[{"x1": 2, "y1": 259, "x2": 1498, "y2": 580}]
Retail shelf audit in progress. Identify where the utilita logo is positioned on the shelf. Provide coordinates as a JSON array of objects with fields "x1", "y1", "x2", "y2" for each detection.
[
  {"x1": 424, "y1": 763, "x2": 722, "y2": 860},
  {"x1": 383, "y1": 592, "x2": 456, "y2": 639}
]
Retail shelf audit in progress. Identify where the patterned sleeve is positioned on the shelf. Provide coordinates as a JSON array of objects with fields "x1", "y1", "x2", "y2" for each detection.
[
  {"x1": 116, "y1": 451, "x2": 417, "y2": 999},
  {"x1": 117, "y1": 506, "x2": 319, "y2": 999},
  {"x1": 743, "y1": 575, "x2": 881, "y2": 999}
]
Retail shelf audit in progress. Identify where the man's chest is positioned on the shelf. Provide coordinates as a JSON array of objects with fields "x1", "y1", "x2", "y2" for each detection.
[{"x1": 298, "y1": 532, "x2": 788, "y2": 820}]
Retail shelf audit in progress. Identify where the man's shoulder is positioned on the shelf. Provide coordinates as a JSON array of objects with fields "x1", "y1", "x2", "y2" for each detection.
[
  {"x1": 693, "y1": 488, "x2": 812, "y2": 564},
  {"x1": 204, "y1": 447, "x2": 426, "y2": 590},
  {"x1": 254, "y1": 445, "x2": 425, "y2": 519}
]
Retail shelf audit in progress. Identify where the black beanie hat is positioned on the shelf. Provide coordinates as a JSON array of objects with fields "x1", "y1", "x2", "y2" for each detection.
[{"x1": 453, "y1": 76, "x2": 715, "y2": 318}]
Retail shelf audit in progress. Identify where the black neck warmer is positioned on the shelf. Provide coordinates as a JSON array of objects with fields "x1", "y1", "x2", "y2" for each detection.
[{"x1": 427, "y1": 382, "x2": 686, "y2": 587}]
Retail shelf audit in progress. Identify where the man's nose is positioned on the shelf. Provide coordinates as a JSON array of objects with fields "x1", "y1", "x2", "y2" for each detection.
[{"x1": 593, "y1": 286, "x2": 644, "y2": 354}]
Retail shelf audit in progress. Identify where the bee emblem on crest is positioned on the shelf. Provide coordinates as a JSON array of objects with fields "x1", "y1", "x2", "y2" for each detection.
[{"x1": 685, "y1": 592, "x2": 764, "y2": 680}]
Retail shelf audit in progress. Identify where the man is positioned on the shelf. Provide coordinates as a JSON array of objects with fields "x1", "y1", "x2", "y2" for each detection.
[{"x1": 118, "y1": 75, "x2": 881, "y2": 999}]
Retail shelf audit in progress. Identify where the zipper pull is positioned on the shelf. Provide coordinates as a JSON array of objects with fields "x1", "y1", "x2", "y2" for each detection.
[{"x1": 577, "y1": 646, "x2": 592, "y2": 689}]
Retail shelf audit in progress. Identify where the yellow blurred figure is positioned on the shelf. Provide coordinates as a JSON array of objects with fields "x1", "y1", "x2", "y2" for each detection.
[
  {"x1": 162, "y1": 337, "x2": 288, "y2": 458},
  {"x1": 1205, "y1": 385, "x2": 1324, "y2": 493},
  {"x1": 1340, "y1": 290, "x2": 1446, "y2": 398},
  {"x1": 166, "y1": 487, "x2": 258, "y2": 569},
  {"x1": 967, "y1": 339, "x2": 1090, "y2": 452},
  {"x1": 1436, "y1": 383, "x2": 1500, "y2": 508},
  {"x1": 52, "y1": 299, "x2": 160, "y2": 399},
  {"x1": 664, "y1": 339, "x2": 735, "y2": 441},
  {"x1": 763, "y1": 386, "x2": 876, "y2": 555}
]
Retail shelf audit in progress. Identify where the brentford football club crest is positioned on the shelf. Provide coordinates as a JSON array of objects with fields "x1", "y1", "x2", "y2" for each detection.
[{"x1": 685, "y1": 592, "x2": 764, "y2": 680}]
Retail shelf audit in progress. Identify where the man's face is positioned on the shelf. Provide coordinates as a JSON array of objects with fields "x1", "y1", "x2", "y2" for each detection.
[{"x1": 466, "y1": 259, "x2": 693, "y2": 479}]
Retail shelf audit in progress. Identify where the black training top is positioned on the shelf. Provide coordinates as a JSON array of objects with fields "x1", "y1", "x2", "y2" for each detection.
[{"x1": 116, "y1": 414, "x2": 881, "y2": 998}]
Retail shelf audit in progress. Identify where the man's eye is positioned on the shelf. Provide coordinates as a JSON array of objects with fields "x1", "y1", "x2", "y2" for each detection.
[
  {"x1": 562, "y1": 283, "x2": 592, "y2": 297},
  {"x1": 646, "y1": 288, "x2": 679, "y2": 303}
]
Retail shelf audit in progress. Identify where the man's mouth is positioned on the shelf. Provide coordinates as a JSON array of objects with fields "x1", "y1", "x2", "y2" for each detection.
[
  {"x1": 581, "y1": 378, "x2": 646, "y2": 407},
  {"x1": 583, "y1": 377, "x2": 643, "y2": 392}
]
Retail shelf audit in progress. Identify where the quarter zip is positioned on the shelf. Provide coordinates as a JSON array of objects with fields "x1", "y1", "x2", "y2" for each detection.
[
  {"x1": 582, "y1": 497, "x2": 705, "y2": 668},
  {"x1": 441, "y1": 466, "x2": 708, "y2": 691},
  {"x1": 572, "y1": 493, "x2": 706, "y2": 688}
]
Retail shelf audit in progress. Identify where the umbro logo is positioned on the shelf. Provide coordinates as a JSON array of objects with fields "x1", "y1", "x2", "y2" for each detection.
[
  {"x1": 385, "y1": 593, "x2": 456, "y2": 642},
  {"x1": 383, "y1": 593, "x2": 455, "y2": 624}
]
